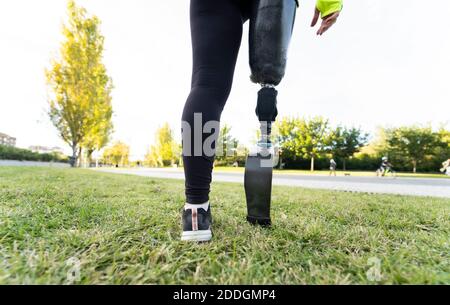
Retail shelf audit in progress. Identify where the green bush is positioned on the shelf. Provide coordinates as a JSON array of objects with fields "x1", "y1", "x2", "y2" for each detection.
[
  {"x1": 282, "y1": 157, "x2": 330, "y2": 170},
  {"x1": 0, "y1": 145, "x2": 68, "y2": 163},
  {"x1": 282, "y1": 153, "x2": 445, "y2": 173},
  {"x1": 344, "y1": 154, "x2": 380, "y2": 171}
]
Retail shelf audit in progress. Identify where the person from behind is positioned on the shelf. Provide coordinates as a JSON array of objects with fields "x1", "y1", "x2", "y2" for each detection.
[
  {"x1": 441, "y1": 159, "x2": 450, "y2": 176},
  {"x1": 379, "y1": 156, "x2": 393, "y2": 177},
  {"x1": 329, "y1": 158, "x2": 337, "y2": 176}
]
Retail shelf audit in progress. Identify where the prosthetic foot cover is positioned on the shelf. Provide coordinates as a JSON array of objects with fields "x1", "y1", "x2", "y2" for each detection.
[{"x1": 245, "y1": 154, "x2": 273, "y2": 227}]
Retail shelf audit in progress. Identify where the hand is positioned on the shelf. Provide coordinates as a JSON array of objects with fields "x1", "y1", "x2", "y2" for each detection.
[{"x1": 311, "y1": 8, "x2": 340, "y2": 36}]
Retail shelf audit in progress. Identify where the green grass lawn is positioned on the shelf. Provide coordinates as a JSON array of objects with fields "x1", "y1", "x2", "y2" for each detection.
[{"x1": 0, "y1": 167, "x2": 449, "y2": 284}]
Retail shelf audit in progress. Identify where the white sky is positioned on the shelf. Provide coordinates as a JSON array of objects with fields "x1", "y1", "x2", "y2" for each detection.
[{"x1": 0, "y1": 0, "x2": 449, "y2": 159}]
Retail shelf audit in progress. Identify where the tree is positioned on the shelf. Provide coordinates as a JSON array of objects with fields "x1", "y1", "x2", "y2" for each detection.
[
  {"x1": 81, "y1": 95, "x2": 113, "y2": 166},
  {"x1": 102, "y1": 141, "x2": 130, "y2": 167},
  {"x1": 274, "y1": 117, "x2": 298, "y2": 161},
  {"x1": 436, "y1": 128, "x2": 450, "y2": 152},
  {"x1": 216, "y1": 124, "x2": 239, "y2": 165},
  {"x1": 46, "y1": 1, "x2": 113, "y2": 167},
  {"x1": 145, "y1": 146, "x2": 161, "y2": 168},
  {"x1": 431, "y1": 127, "x2": 450, "y2": 170},
  {"x1": 330, "y1": 126, "x2": 368, "y2": 170},
  {"x1": 145, "y1": 123, "x2": 180, "y2": 167},
  {"x1": 276, "y1": 117, "x2": 330, "y2": 171},
  {"x1": 386, "y1": 126, "x2": 438, "y2": 173},
  {"x1": 362, "y1": 127, "x2": 389, "y2": 157}
]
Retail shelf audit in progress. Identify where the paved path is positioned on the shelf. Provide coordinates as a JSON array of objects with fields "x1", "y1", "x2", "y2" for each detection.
[
  {"x1": 95, "y1": 168, "x2": 450, "y2": 198},
  {"x1": 0, "y1": 160, "x2": 70, "y2": 168}
]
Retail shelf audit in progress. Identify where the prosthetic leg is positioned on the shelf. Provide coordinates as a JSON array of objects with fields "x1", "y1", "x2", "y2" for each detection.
[{"x1": 245, "y1": 0, "x2": 296, "y2": 227}]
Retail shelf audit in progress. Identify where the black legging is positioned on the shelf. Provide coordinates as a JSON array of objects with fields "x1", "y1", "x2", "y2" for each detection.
[{"x1": 182, "y1": 0, "x2": 252, "y2": 204}]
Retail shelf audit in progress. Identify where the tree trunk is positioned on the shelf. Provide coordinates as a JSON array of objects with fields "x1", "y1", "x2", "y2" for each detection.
[
  {"x1": 311, "y1": 156, "x2": 315, "y2": 172},
  {"x1": 413, "y1": 160, "x2": 417, "y2": 173},
  {"x1": 70, "y1": 144, "x2": 78, "y2": 168},
  {"x1": 343, "y1": 159, "x2": 347, "y2": 171},
  {"x1": 77, "y1": 147, "x2": 82, "y2": 167},
  {"x1": 86, "y1": 149, "x2": 94, "y2": 168}
]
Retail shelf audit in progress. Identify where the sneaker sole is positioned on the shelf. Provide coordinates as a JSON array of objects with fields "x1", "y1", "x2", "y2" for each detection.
[{"x1": 181, "y1": 230, "x2": 212, "y2": 242}]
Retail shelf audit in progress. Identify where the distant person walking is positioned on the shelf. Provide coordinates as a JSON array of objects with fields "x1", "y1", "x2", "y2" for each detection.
[
  {"x1": 329, "y1": 158, "x2": 337, "y2": 176},
  {"x1": 441, "y1": 159, "x2": 450, "y2": 176}
]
